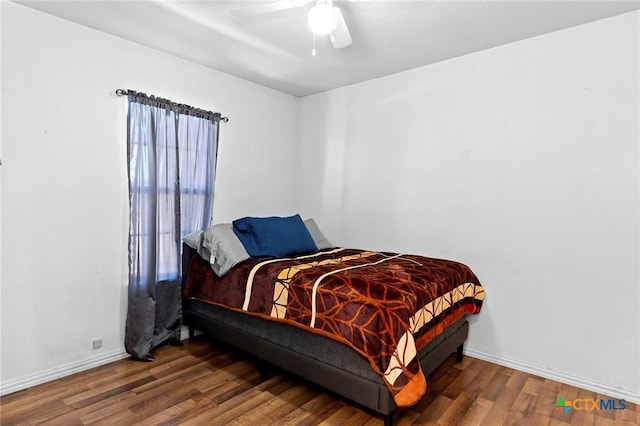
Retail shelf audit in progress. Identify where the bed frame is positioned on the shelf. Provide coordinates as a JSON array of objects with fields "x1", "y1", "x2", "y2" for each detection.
[{"x1": 181, "y1": 244, "x2": 468, "y2": 425}]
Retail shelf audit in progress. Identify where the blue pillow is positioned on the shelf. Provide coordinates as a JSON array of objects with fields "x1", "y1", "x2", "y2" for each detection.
[{"x1": 232, "y1": 215, "x2": 318, "y2": 259}]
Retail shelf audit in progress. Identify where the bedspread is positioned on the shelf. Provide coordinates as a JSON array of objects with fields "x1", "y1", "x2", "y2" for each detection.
[{"x1": 183, "y1": 248, "x2": 485, "y2": 407}]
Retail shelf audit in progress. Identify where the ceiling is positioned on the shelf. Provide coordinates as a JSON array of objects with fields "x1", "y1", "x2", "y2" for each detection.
[{"x1": 16, "y1": 0, "x2": 640, "y2": 97}]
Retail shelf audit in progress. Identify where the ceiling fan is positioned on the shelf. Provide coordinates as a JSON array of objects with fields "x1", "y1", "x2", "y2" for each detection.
[{"x1": 231, "y1": 0, "x2": 353, "y2": 51}]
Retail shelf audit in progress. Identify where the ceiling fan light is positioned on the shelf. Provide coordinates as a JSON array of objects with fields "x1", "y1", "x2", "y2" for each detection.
[{"x1": 307, "y1": 3, "x2": 337, "y2": 36}]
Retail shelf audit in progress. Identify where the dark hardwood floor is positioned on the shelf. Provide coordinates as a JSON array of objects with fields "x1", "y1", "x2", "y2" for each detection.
[{"x1": 1, "y1": 335, "x2": 637, "y2": 425}]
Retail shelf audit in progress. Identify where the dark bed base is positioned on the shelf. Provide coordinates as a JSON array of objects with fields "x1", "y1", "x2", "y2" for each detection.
[{"x1": 181, "y1": 245, "x2": 468, "y2": 425}]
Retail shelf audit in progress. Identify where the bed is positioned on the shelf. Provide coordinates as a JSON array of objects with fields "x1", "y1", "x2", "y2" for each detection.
[{"x1": 181, "y1": 216, "x2": 485, "y2": 425}]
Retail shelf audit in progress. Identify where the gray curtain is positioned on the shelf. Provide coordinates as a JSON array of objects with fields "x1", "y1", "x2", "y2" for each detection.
[{"x1": 124, "y1": 91, "x2": 220, "y2": 361}]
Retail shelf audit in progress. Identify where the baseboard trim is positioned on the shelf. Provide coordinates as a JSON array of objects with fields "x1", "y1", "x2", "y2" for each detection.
[
  {"x1": 464, "y1": 345, "x2": 640, "y2": 405},
  {"x1": 3, "y1": 341, "x2": 637, "y2": 405},
  {"x1": 0, "y1": 347, "x2": 130, "y2": 396}
]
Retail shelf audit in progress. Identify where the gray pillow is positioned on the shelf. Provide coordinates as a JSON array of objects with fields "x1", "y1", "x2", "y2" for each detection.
[
  {"x1": 202, "y1": 224, "x2": 250, "y2": 277},
  {"x1": 183, "y1": 230, "x2": 204, "y2": 251},
  {"x1": 304, "y1": 218, "x2": 334, "y2": 250},
  {"x1": 182, "y1": 229, "x2": 212, "y2": 262}
]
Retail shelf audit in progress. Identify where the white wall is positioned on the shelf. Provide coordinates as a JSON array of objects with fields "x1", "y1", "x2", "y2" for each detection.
[
  {"x1": 2, "y1": 1, "x2": 638, "y2": 404},
  {"x1": 0, "y1": 2, "x2": 299, "y2": 392},
  {"x1": 296, "y1": 11, "x2": 640, "y2": 401}
]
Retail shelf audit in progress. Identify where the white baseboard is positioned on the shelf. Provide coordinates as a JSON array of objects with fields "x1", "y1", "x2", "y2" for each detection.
[
  {"x1": 464, "y1": 345, "x2": 640, "y2": 405},
  {"x1": 2, "y1": 330, "x2": 198, "y2": 396},
  {"x1": 0, "y1": 347, "x2": 129, "y2": 396},
  {"x1": 179, "y1": 324, "x2": 202, "y2": 340},
  {"x1": 3, "y1": 341, "x2": 637, "y2": 406}
]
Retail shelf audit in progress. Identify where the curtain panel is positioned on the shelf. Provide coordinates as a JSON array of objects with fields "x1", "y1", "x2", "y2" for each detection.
[{"x1": 124, "y1": 91, "x2": 221, "y2": 360}]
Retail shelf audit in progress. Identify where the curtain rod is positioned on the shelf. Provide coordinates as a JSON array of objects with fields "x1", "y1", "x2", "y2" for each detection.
[{"x1": 115, "y1": 89, "x2": 229, "y2": 123}]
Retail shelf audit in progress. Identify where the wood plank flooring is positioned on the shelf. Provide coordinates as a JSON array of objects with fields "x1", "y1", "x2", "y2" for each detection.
[{"x1": 1, "y1": 335, "x2": 637, "y2": 425}]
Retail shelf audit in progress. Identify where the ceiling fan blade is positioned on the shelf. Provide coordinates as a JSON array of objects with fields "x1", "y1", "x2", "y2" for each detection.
[
  {"x1": 231, "y1": 0, "x2": 311, "y2": 18},
  {"x1": 331, "y1": 8, "x2": 352, "y2": 49}
]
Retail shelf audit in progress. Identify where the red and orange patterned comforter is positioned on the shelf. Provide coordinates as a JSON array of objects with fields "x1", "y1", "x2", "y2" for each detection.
[{"x1": 183, "y1": 248, "x2": 485, "y2": 407}]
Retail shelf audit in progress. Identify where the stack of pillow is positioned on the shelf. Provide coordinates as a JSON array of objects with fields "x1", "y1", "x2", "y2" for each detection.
[{"x1": 183, "y1": 214, "x2": 333, "y2": 277}]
